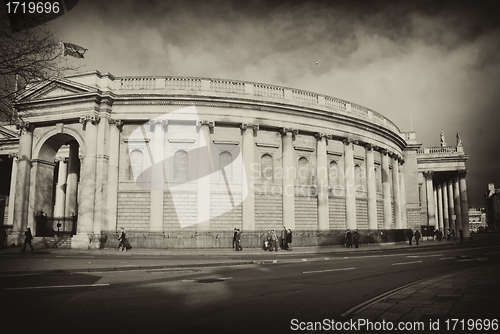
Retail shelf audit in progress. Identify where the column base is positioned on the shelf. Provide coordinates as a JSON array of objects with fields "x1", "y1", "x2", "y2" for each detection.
[{"x1": 71, "y1": 233, "x2": 91, "y2": 249}]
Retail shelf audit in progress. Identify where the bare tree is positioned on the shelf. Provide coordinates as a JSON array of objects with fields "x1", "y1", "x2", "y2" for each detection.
[{"x1": 0, "y1": 18, "x2": 79, "y2": 125}]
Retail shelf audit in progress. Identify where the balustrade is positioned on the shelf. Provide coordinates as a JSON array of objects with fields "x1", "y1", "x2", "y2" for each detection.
[
  {"x1": 253, "y1": 84, "x2": 285, "y2": 98},
  {"x1": 165, "y1": 77, "x2": 201, "y2": 91}
]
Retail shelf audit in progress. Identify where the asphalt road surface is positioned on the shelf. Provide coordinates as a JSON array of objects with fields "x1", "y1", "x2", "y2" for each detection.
[{"x1": 1, "y1": 242, "x2": 499, "y2": 334}]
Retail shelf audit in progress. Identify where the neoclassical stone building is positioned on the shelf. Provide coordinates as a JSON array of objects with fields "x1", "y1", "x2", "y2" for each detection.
[{"x1": 0, "y1": 71, "x2": 470, "y2": 248}]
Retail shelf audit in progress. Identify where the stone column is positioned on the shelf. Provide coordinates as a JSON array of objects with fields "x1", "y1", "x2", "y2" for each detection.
[
  {"x1": 442, "y1": 183, "x2": 449, "y2": 233},
  {"x1": 459, "y1": 170, "x2": 469, "y2": 237},
  {"x1": 241, "y1": 123, "x2": 258, "y2": 231},
  {"x1": 365, "y1": 144, "x2": 377, "y2": 229},
  {"x1": 381, "y1": 150, "x2": 392, "y2": 229},
  {"x1": 54, "y1": 158, "x2": 68, "y2": 218},
  {"x1": 392, "y1": 155, "x2": 402, "y2": 229},
  {"x1": 316, "y1": 133, "x2": 329, "y2": 230},
  {"x1": 434, "y1": 187, "x2": 439, "y2": 230},
  {"x1": 104, "y1": 120, "x2": 122, "y2": 232},
  {"x1": 437, "y1": 184, "x2": 444, "y2": 232},
  {"x1": 197, "y1": 121, "x2": 214, "y2": 230},
  {"x1": 423, "y1": 171, "x2": 436, "y2": 227},
  {"x1": 343, "y1": 138, "x2": 356, "y2": 230},
  {"x1": 72, "y1": 116, "x2": 99, "y2": 249},
  {"x1": 93, "y1": 116, "x2": 110, "y2": 234},
  {"x1": 7, "y1": 154, "x2": 18, "y2": 227},
  {"x1": 149, "y1": 119, "x2": 167, "y2": 231},
  {"x1": 399, "y1": 162, "x2": 407, "y2": 229},
  {"x1": 447, "y1": 180, "x2": 455, "y2": 231},
  {"x1": 13, "y1": 123, "x2": 34, "y2": 243},
  {"x1": 281, "y1": 128, "x2": 297, "y2": 230},
  {"x1": 65, "y1": 141, "x2": 79, "y2": 218},
  {"x1": 453, "y1": 175, "x2": 462, "y2": 232}
]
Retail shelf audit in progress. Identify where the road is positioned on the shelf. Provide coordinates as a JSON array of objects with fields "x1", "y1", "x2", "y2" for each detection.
[{"x1": 1, "y1": 241, "x2": 499, "y2": 334}]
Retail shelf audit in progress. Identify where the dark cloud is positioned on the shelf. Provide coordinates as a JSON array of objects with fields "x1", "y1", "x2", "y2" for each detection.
[{"x1": 48, "y1": 0, "x2": 500, "y2": 206}]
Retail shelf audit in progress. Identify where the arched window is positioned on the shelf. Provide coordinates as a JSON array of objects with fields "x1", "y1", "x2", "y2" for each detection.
[
  {"x1": 219, "y1": 151, "x2": 233, "y2": 182},
  {"x1": 298, "y1": 157, "x2": 309, "y2": 185},
  {"x1": 261, "y1": 153, "x2": 273, "y2": 182},
  {"x1": 129, "y1": 150, "x2": 143, "y2": 180},
  {"x1": 329, "y1": 161, "x2": 340, "y2": 188},
  {"x1": 174, "y1": 150, "x2": 188, "y2": 181}
]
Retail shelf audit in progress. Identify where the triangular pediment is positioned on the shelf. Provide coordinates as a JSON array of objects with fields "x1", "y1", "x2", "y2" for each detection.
[
  {"x1": 0, "y1": 125, "x2": 19, "y2": 140},
  {"x1": 18, "y1": 77, "x2": 97, "y2": 102}
]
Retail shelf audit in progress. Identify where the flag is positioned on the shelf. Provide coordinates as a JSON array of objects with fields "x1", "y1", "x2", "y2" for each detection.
[{"x1": 63, "y1": 42, "x2": 87, "y2": 58}]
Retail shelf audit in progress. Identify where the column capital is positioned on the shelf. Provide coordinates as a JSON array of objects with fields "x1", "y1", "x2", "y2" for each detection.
[
  {"x1": 149, "y1": 119, "x2": 168, "y2": 132},
  {"x1": 54, "y1": 157, "x2": 68, "y2": 163},
  {"x1": 79, "y1": 116, "x2": 100, "y2": 130},
  {"x1": 8, "y1": 152, "x2": 18, "y2": 159},
  {"x1": 280, "y1": 127, "x2": 298, "y2": 136},
  {"x1": 342, "y1": 138, "x2": 358, "y2": 146},
  {"x1": 16, "y1": 122, "x2": 35, "y2": 134},
  {"x1": 365, "y1": 143, "x2": 375, "y2": 151},
  {"x1": 423, "y1": 171, "x2": 434, "y2": 180},
  {"x1": 457, "y1": 170, "x2": 467, "y2": 178},
  {"x1": 240, "y1": 123, "x2": 259, "y2": 135},
  {"x1": 314, "y1": 132, "x2": 327, "y2": 141},
  {"x1": 109, "y1": 119, "x2": 124, "y2": 131}
]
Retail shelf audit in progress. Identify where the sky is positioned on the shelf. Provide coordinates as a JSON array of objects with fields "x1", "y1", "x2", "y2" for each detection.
[{"x1": 47, "y1": 0, "x2": 500, "y2": 207}]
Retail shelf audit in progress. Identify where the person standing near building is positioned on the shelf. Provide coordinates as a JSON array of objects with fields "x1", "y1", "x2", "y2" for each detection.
[
  {"x1": 281, "y1": 227, "x2": 287, "y2": 249},
  {"x1": 270, "y1": 230, "x2": 278, "y2": 251},
  {"x1": 21, "y1": 227, "x2": 34, "y2": 252},
  {"x1": 414, "y1": 229, "x2": 421, "y2": 246},
  {"x1": 407, "y1": 229, "x2": 414, "y2": 246},
  {"x1": 353, "y1": 229, "x2": 360, "y2": 248},
  {"x1": 346, "y1": 229, "x2": 353, "y2": 248},
  {"x1": 235, "y1": 229, "x2": 242, "y2": 251},
  {"x1": 286, "y1": 229, "x2": 293, "y2": 251}
]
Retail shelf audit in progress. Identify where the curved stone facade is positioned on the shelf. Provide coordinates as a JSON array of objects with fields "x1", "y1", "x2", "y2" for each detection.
[{"x1": 0, "y1": 70, "x2": 469, "y2": 248}]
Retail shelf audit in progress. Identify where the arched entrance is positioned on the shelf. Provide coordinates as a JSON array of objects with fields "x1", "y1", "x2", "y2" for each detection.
[{"x1": 32, "y1": 133, "x2": 81, "y2": 237}]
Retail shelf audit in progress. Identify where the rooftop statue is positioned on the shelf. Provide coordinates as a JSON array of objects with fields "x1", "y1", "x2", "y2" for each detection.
[{"x1": 440, "y1": 131, "x2": 446, "y2": 147}]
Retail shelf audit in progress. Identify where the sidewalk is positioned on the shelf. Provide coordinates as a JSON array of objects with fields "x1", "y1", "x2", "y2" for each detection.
[
  {"x1": 345, "y1": 265, "x2": 500, "y2": 333},
  {"x1": 0, "y1": 239, "x2": 467, "y2": 276}
]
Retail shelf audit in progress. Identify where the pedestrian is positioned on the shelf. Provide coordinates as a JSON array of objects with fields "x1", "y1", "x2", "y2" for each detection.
[
  {"x1": 270, "y1": 230, "x2": 278, "y2": 251},
  {"x1": 233, "y1": 228, "x2": 238, "y2": 249},
  {"x1": 346, "y1": 229, "x2": 353, "y2": 248},
  {"x1": 407, "y1": 229, "x2": 414, "y2": 246},
  {"x1": 286, "y1": 229, "x2": 293, "y2": 251},
  {"x1": 117, "y1": 227, "x2": 126, "y2": 251},
  {"x1": 459, "y1": 229, "x2": 463, "y2": 242},
  {"x1": 451, "y1": 229, "x2": 456, "y2": 242},
  {"x1": 414, "y1": 230, "x2": 421, "y2": 245},
  {"x1": 281, "y1": 226, "x2": 287, "y2": 249},
  {"x1": 437, "y1": 229, "x2": 443, "y2": 241},
  {"x1": 21, "y1": 227, "x2": 34, "y2": 252},
  {"x1": 344, "y1": 229, "x2": 348, "y2": 247},
  {"x1": 235, "y1": 229, "x2": 242, "y2": 251},
  {"x1": 353, "y1": 229, "x2": 360, "y2": 248},
  {"x1": 447, "y1": 229, "x2": 451, "y2": 241}
]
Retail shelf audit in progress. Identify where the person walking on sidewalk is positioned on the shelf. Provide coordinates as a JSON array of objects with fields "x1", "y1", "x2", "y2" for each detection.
[
  {"x1": 232, "y1": 228, "x2": 238, "y2": 249},
  {"x1": 21, "y1": 227, "x2": 34, "y2": 252},
  {"x1": 117, "y1": 227, "x2": 126, "y2": 251},
  {"x1": 407, "y1": 229, "x2": 414, "y2": 246},
  {"x1": 414, "y1": 229, "x2": 421, "y2": 245}
]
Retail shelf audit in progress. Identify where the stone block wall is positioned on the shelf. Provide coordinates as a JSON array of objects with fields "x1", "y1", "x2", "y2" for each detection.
[
  {"x1": 255, "y1": 194, "x2": 283, "y2": 230},
  {"x1": 117, "y1": 191, "x2": 150, "y2": 230}
]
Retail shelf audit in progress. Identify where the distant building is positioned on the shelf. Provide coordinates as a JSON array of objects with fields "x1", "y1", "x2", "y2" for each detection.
[
  {"x1": 468, "y1": 207, "x2": 487, "y2": 233},
  {"x1": 485, "y1": 184, "x2": 500, "y2": 231}
]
